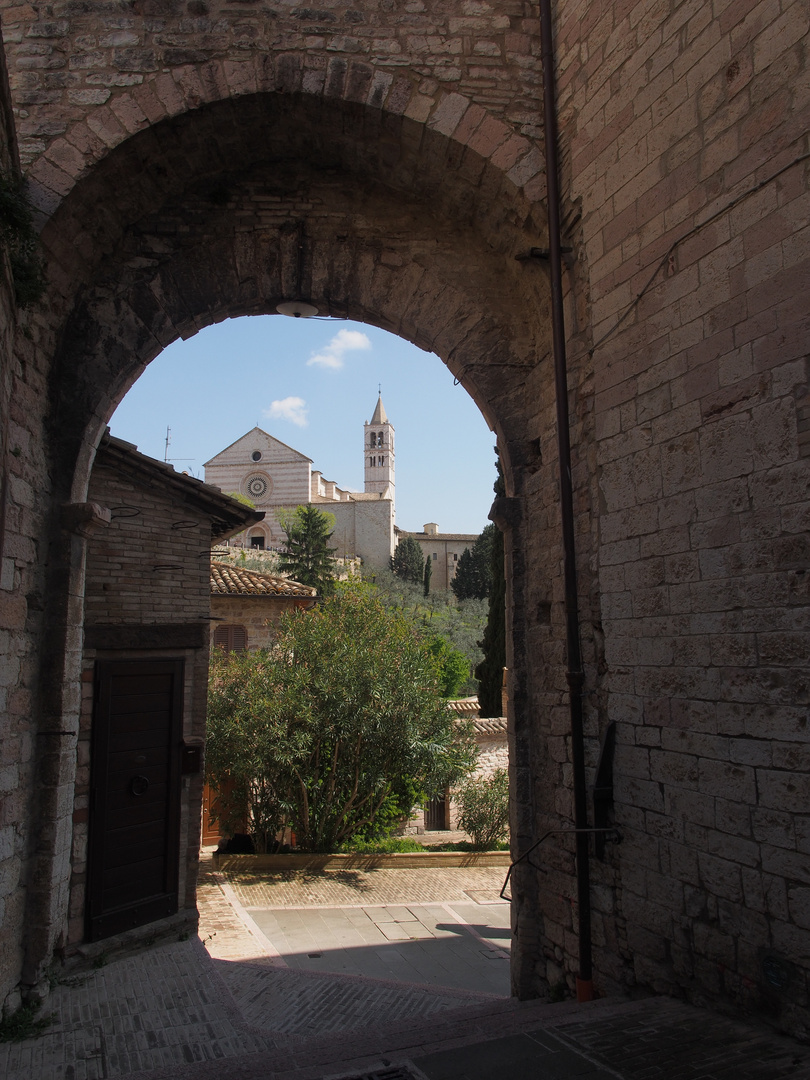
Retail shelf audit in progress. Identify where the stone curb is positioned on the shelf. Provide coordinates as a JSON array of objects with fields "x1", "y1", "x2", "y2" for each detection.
[{"x1": 213, "y1": 851, "x2": 512, "y2": 871}]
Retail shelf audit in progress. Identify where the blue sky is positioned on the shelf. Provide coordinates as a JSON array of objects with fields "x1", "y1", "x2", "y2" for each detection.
[{"x1": 109, "y1": 315, "x2": 497, "y2": 535}]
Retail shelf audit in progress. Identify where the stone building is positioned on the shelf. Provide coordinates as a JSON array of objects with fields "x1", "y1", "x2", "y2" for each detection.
[
  {"x1": 396, "y1": 523, "x2": 480, "y2": 591},
  {"x1": 210, "y1": 560, "x2": 317, "y2": 653},
  {"x1": 203, "y1": 394, "x2": 396, "y2": 570},
  {"x1": 405, "y1": 698, "x2": 508, "y2": 834},
  {"x1": 0, "y1": 0, "x2": 807, "y2": 1037},
  {"x1": 73, "y1": 435, "x2": 258, "y2": 953}
]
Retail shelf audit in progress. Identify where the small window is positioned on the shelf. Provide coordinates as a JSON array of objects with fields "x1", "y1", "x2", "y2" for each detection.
[
  {"x1": 379, "y1": 455, "x2": 385, "y2": 466},
  {"x1": 251, "y1": 450, "x2": 262, "y2": 462},
  {"x1": 369, "y1": 456, "x2": 374, "y2": 467},
  {"x1": 432, "y1": 552, "x2": 437, "y2": 560},
  {"x1": 370, "y1": 433, "x2": 377, "y2": 448},
  {"x1": 378, "y1": 431, "x2": 384, "y2": 444},
  {"x1": 453, "y1": 553, "x2": 458, "y2": 561},
  {"x1": 213, "y1": 624, "x2": 248, "y2": 653}
]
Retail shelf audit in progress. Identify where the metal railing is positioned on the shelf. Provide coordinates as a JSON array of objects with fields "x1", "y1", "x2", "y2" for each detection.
[{"x1": 500, "y1": 827, "x2": 621, "y2": 901}]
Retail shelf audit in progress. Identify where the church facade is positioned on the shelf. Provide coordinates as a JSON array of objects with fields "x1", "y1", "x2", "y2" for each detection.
[{"x1": 203, "y1": 396, "x2": 397, "y2": 572}]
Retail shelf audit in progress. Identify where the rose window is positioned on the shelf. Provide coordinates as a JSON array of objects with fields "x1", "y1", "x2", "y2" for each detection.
[{"x1": 243, "y1": 473, "x2": 271, "y2": 501}]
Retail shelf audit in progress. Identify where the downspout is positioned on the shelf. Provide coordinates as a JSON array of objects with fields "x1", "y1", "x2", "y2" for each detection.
[{"x1": 538, "y1": 0, "x2": 593, "y2": 1002}]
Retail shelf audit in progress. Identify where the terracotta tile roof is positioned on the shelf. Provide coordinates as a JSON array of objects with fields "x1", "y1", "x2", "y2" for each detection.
[
  {"x1": 210, "y1": 561, "x2": 317, "y2": 597},
  {"x1": 446, "y1": 697, "x2": 481, "y2": 717},
  {"x1": 99, "y1": 433, "x2": 263, "y2": 543},
  {"x1": 445, "y1": 700, "x2": 506, "y2": 733},
  {"x1": 471, "y1": 717, "x2": 508, "y2": 735}
]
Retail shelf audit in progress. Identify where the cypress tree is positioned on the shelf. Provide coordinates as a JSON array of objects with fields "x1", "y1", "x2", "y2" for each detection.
[
  {"x1": 277, "y1": 505, "x2": 337, "y2": 595},
  {"x1": 423, "y1": 553, "x2": 432, "y2": 596},
  {"x1": 451, "y1": 524, "x2": 495, "y2": 601},
  {"x1": 391, "y1": 536, "x2": 424, "y2": 584},
  {"x1": 475, "y1": 455, "x2": 506, "y2": 717}
]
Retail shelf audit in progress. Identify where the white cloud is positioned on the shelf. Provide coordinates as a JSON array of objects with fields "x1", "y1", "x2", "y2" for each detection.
[
  {"x1": 264, "y1": 396, "x2": 308, "y2": 427},
  {"x1": 307, "y1": 328, "x2": 371, "y2": 370}
]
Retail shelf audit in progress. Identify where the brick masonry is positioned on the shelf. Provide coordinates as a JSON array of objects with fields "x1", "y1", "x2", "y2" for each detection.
[
  {"x1": 0, "y1": 0, "x2": 806, "y2": 1040},
  {"x1": 69, "y1": 443, "x2": 220, "y2": 953}
]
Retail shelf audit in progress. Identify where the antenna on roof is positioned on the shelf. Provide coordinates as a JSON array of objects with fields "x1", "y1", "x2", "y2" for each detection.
[{"x1": 163, "y1": 425, "x2": 193, "y2": 466}]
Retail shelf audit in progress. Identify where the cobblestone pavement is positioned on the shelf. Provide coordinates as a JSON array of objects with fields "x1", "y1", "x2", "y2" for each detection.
[{"x1": 0, "y1": 855, "x2": 808, "y2": 1080}]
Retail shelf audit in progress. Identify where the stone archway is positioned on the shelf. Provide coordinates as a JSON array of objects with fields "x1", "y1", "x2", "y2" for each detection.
[
  {"x1": 2, "y1": 0, "x2": 808, "y2": 1037},
  {"x1": 13, "y1": 84, "x2": 591, "y2": 1004}
]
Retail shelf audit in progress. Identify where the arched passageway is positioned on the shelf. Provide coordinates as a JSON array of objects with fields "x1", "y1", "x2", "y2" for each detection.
[
  {"x1": 6, "y1": 0, "x2": 804, "y2": 1032},
  {"x1": 10, "y1": 83, "x2": 594, "y2": 1007}
]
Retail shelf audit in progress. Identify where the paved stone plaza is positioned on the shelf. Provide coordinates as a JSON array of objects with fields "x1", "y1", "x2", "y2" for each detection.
[{"x1": 0, "y1": 860, "x2": 809, "y2": 1080}]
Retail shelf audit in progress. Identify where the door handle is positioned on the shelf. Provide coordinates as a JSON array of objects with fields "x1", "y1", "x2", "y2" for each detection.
[{"x1": 130, "y1": 775, "x2": 150, "y2": 797}]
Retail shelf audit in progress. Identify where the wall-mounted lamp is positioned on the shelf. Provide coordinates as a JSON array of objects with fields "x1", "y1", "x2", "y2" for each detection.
[{"x1": 276, "y1": 300, "x2": 319, "y2": 318}]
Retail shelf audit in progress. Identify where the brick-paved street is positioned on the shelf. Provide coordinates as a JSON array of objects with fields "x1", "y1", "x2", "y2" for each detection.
[
  {"x1": 0, "y1": 856, "x2": 808, "y2": 1080},
  {"x1": 224, "y1": 866, "x2": 508, "y2": 909}
]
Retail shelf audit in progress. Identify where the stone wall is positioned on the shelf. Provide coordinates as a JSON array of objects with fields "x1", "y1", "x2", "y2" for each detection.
[
  {"x1": 404, "y1": 716, "x2": 508, "y2": 834},
  {"x1": 0, "y1": 0, "x2": 805, "y2": 1035},
  {"x1": 210, "y1": 593, "x2": 316, "y2": 651},
  {"x1": 330, "y1": 495, "x2": 395, "y2": 569},
  {"x1": 399, "y1": 527, "x2": 479, "y2": 591},
  {"x1": 84, "y1": 465, "x2": 210, "y2": 629},
  {"x1": 70, "y1": 445, "x2": 220, "y2": 955},
  {"x1": 545, "y1": 0, "x2": 809, "y2": 1028},
  {"x1": 0, "y1": 11, "x2": 28, "y2": 1015}
]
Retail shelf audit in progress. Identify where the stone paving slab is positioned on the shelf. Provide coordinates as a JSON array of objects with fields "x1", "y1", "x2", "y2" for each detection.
[
  {"x1": 551, "y1": 998, "x2": 810, "y2": 1080},
  {"x1": 1, "y1": 856, "x2": 809, "y2": 1080},
  {"x1": 411, "y1": 1027, "x2": 622, "y2": 1080},
  {"x1": 244, "y1": 900, "x2": 511, "y2": 995},
  {"x1": 214, "y1": 957, "x2": 487, "y2": 1037}
]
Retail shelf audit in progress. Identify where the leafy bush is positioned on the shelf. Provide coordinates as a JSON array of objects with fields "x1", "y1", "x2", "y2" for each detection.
[
  {"x1": 425, "y1": 635, "x2": 469, "y2": 698},
  {"x1": 339, "y1": 836, "x2": 426, "y2": 853},
  {"x1": 457, "y1": 768, "x2": 510, "y2": 849},
  {"x1": 421, "y1": 839, "x2": 509, "y2": 852},
  {"x1": 206, "y1": 584, "x2": 476, "y2": 852},
  {"x1": 0, "y1": 1002, "x2": 52, "y2": 1043}
]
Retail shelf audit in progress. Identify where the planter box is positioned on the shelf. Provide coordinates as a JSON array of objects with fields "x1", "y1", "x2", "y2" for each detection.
[{"x1": 212, "y1": 850, "x2": 511, "y2": 872}]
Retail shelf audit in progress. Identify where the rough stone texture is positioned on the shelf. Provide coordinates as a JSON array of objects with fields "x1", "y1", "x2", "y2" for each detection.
[
  {"x1": 0, "y1": 13, "x2": 29, "y2": 1016},
  {"x1": 0, "y1": 0, "x2": 806, "y2": 1041},
  {"x1": 548, "y1": 0, "x2": 810, "y2": 1033}
]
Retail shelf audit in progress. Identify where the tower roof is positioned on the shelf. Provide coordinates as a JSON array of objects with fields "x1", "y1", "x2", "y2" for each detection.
[{"x1": 369, "y1": 395, "x2": 388, "y2": 424}]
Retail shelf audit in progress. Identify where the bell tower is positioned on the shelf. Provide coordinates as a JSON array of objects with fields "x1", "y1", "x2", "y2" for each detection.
[{"x1": 364, "y1": 394, "x2": 395, "y2": 502}]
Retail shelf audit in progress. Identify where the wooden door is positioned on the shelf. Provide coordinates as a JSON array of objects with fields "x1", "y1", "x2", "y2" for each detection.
[
  {"x1": 87, "y1": 659, "x2": 184, "y2": 941},
  {"x1": 425, "y1": 791, "x2": 449, "y2": 831}
]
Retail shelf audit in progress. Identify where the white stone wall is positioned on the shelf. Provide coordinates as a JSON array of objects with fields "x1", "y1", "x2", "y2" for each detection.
[
  {"x1": 329, "y1": 497, "x2": 395, "y2": 569},
  {"x1": 204, "y1": 429, "x2": 312, "y2": 547}
]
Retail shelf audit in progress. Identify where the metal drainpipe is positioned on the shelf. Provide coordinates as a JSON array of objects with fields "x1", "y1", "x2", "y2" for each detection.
[{"x1": 538, "y1": 0, "x2": 593, "y2": 1003}]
